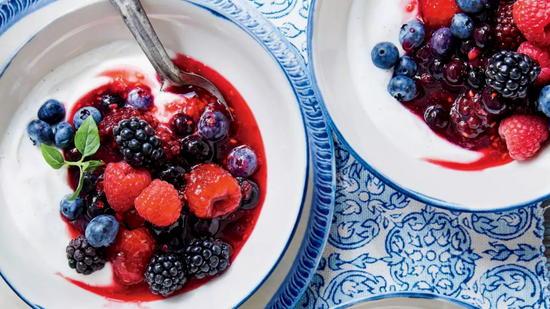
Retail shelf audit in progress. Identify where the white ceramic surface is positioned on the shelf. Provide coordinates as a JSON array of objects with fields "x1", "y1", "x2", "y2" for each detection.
[
  {"x1": 0, "y1": 0, "x2": 308, "y2": 308},
  {"x1": 309, "y1": 0, "x2": 550, "y2": 211}
]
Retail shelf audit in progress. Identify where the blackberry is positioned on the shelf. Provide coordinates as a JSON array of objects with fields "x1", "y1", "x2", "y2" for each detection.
[
  {"x1": 494, "y1": 2, "x2": 525, "y2": 51},
  {"x1": 450, "y1": 90, "x2": 496, "y2": 139},
  {"x1": 114, "y1": 117, "x2": 164, "y2": 166},
  {"x1": 184, "y1": 237, "x2": 232, "y2": 279},
  {"x1": 154, "y1": 164, "x2": 186, "y2": 189},
  {"x1": 145, "y1": 252, "x2": 186, "y2": 297},
  {"x1": 485, "y1": 51, "x2": 540, "y2": 99},
  {"x1": 66, "y1": 236, "x2": 106, "y2": 275},
  {"x1": 99, "y1": 94, "x2": 125, "y2": 111}
]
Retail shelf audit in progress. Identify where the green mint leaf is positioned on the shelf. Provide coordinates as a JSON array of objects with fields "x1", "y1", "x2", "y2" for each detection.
[
  {"x1": 41, "y1": 144, "x2": 66, "y2": 169},
  {"x1": 82, "y1": 160, "x2": 104, "y2": 172},
  {"x1": 68, "y1": 166, "x2": 84, "y2": 201},
  {"x1": 75, "y1": 117, "x2": 100, "y2": 158}
]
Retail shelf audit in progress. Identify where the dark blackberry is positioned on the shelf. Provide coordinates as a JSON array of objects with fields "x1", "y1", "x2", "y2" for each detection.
[
  {"x1": 494, "y1": 1, "x2": 525, "y2": 51},
  {"x1": 99, "y1": 94, "x2": 125, "y2": 111},
  {"x1": 114, "y1": 117, "x2": 164, "y2": 166},
  {"x1": 66, "y1": 236, "x2": 106, "y2": 275},
  {"x1": 485, "y1": 51, "x2": 541, "y2": 99},
  {"x1": 154, "y1": 164, "x2": 186, "y2": 189},
  {"x1": 145, "y1": 252, "x2": 186, "y2": 297},
  {"x1": 184, "y1": 237, "x2": 232, "y2": 279}
]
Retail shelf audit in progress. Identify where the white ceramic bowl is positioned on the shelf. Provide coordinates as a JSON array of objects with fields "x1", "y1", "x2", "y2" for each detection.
[
  {"x1": 308, "y1": 0, "x2": 550, "y2": 211},
  {"x1": 0, "y1": 0, "x2": 310, "y2": 308}
]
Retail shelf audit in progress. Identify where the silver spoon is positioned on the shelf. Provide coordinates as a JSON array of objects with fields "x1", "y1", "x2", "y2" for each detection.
[{"x1": 109, "y1": 0, "x2": 233, "y2": 120}]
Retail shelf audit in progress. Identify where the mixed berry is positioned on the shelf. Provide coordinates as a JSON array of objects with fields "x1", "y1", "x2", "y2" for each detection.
[
  {"x1": 26, "y1": 55, "x2": 266, "y2": 301},
  {"x1": 372, "y1": 0, "x2": 550, "y2": 167}
]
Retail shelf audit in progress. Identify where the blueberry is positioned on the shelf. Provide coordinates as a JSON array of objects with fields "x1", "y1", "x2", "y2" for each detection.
[
  {"x1": 171, "y1": 114, "x2": 194, "y2": 136},
  {"x1": 60, "y1": 195, "x2": 84, "y2": 220},
  {"x1": 395, "y1": 56, "x2": 418, "y2": 78},
  {"x1": 27, "y1": 119, "x2": 54, "y2": 146},
  {"x1": 198, "y1": 110, "x2": 229, "y2": 142},
  {"x1": 238, "y1": 178, "x2": 260, "y2": 210},
  {"x1": 227, "y1": 145, "x2": 258, "y2": 177},
  {"x1": 99, "y1": 94, "x2": 125, "y2": 111},
  {"x1": 456, "y1": 0, "x2": 488, "y2": 13},
  {"x1": 127, "y1": 87, "x2": 153, "y2": 110},
  {"x1": 538, "y1": 86, "x2": 550, "y2": 117},
  {"x1": 371, "y1": 42, "x2": 399, "y2": 69},
  {"x1": 424, "y1": 105, "x2": 449, "y2": 130},
  {"x1": 54, "y1": 122, "x2": 75, "y2": 149},
  {"x1": 85, "y1": 215, "x2": 119, "y2": 248},
  {"x1": 430, "y1": 27, "x2": 455, "y2": 57},
  {"x1": 473, "y1": 23, "x2": 494, "y2": 49},
  {"x1": 38, "y1": 99, "x2": 65, "y2": 124},
  {"x1": 387, "y1": 76, "x2": 416, "y2": 102},
  {"x1": 451, "y1": 13, "x2": 474, "y2": 39},
  {"x1": 73, "y1": 107, "x2": 102, "y2": 129},
  {"x1": 399, "y1": 20, "x2": 425, "y2": 51},
  {"x1": 180, "y1": 135, "x2": 213, "y2": 163}
]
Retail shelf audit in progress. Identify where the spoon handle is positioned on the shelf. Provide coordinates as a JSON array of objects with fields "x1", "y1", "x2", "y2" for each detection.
[{"x1": 109, "y1": 0, "x2": 181, "y2": 87}]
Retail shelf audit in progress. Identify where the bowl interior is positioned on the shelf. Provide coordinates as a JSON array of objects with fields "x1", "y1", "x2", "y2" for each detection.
[
  {"x1": 0, "y1": 0, "x2": 307, "y2": 308},
  {"x1": 310, "y1": 0, "x2": 550, "y2": 210}
]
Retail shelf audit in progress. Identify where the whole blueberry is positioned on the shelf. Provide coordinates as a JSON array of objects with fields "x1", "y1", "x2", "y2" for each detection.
[
  {"x1": 127, "y1": 87, "x2": 153, "y2": 110},
  {"x1": 456, "y1": 0, "x2": 488, "y2": 13},
  {"x1": 73, "y1": 107, "x2": 102, "y2": 129},
  {"x1": 473, "y1": 23, "x2": 494, "y2": 49},
  {"x1": 371, "y1": 42, "x2": 399, "y2": 69},
  {"x1": 54, "y1": 122, "x2": 75, "y2": 149},
  {"x1": 399, "y1": 20, "x2": 426, "y2": 51},
  {"x1": 430, "y1": 27, "x2": 455, "y2": 57},
  {"x1": 85, "y1": 215, "x2": 119, "y2": 248},
  {"x1": 171, "y1": 114, "x2": 195, "y2": 136},
  {"x1": 387, "y1": 76, "x2": 416, "y2": 102},
  {"x1": 38, "y1": 99, "x2": 65, "y2": 124},
  {"x1": 27, "y1": 119, "x2": 54, "y2": 146},
  {"x1": 60, "y1": 195, "x2": 84, "y2": 220},
  {"x1": 198, "y1": 110, "x2": 229, "y2": 142},
  {"x1": 227, "y1": 145, "x2": 259, "y2": 177},
  {"x1": 451, "y1": 13, "x2": 474, "y2": 39},
  {"x1": 424, "y1": 105, "x2": 449, "y2": 130},
  {"x1": 538, "y1": 86, "x2": 550, "y2": 117},
  {"x1": 180, "y1": 135, "x2": 213, "y2": 163},
  {"x1": 395, "y1": 56, "x2": 418, "y2": 78}
]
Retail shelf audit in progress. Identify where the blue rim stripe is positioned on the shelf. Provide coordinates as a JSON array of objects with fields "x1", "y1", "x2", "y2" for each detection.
[{"x1": 306, "y1": 0, "x2": 544, "y2": 213}]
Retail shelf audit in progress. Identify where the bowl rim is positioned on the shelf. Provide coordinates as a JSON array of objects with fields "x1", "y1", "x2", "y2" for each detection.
[
  {"x1": 329, "y1": 292, "x2": 479, "y2": 309},
  {"x1": 0, "y1": 0, "x2": 336, "y2": 308},
  {"x1": 307, "y1": 0, "x2": 545, "y2": 213}
]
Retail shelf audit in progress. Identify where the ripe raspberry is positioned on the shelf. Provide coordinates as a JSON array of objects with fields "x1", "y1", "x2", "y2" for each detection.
[
  {"x1": 514, "y1": 0, "x2": 550, "y2": 47},
  {"x1": 419, "y1": 0, "x2": 461, "y2": 27},
  {"x1": 111, "y1": 228, "x2": 157, "y2": 285},
  {"x1": 450, "y1": 89, "x2": 497, "y2": 139},
  {"x1": 517, "y1": 41, "x2": 550, "y2": 85},
  {"x1": 499, "y1": 114, "x2": 549, "y2": 160},
  {"x1": 135, "y1": 179, "x2": 182, "y2": 226},
  {"x1": 185, "y1": 164, "x2": 242, "y2": 219},
  {"x1": 104, "y1": 162, "x2": 152, "y2": 212},
  {"x1": 495, "y1": 1, "x2": 526, "y2": 50}
]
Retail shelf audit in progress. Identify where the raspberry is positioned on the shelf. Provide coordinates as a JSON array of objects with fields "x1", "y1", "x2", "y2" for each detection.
[
  {"x1": 155, "y1": 126, "x2": 181, "y2": 161},
  {"x1": 135, "y1": 179, "x2": 182, "y2": 226},
  {"x1": 111, "y1": 228, "x2": 157, "y2": 285},
  {"x1": 495, "y1": 1, "x2": 526, "y2": 50},
  {"x1": 499, "y1": 114, "x2": 549, "y2": 160},
  {"x1": 517, "y1": 41, "x2": 550, "y2": 85},
  {"x1": 450, "y1": 89, "x2": 497, "y2": 139},
  {"x1": 419, "y1": 0, "x2": 461, "y2": 27},
  {"x1": 185, "y1": 164, "x2": 242, "y2": 219},
  {"x1": 104, "y1": 162, "x2": 152, "y2": 212},
  {"x1": 513, "y1": 0, "x2": 550, "y2": 47}
]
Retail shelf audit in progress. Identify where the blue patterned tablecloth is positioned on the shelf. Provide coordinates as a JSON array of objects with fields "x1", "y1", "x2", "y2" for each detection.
[{"x1": 246, "y1": 1, "x2": 550, "y2": 308}]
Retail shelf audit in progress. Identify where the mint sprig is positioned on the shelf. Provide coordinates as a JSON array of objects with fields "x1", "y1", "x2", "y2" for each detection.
[{"x1": 41, "y1": 117, "x2": 104, "y2": 201}]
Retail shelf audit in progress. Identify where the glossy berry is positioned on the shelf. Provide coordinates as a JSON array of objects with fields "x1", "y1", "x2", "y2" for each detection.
[
  {"x1": 135, "y1": 179, "x2": 182, "y2": 227},
  {"x1": 499, "y1": 114, "x2": 549, "y2": 160},
  {"x1": 145, "y1": 252, "x2": 186, "y2": 296},
  {"x1": 450, "y1": 90, "x2": 495, "y2": 138},
  {"x1": 371, "y1": 42, "x2": 399, "y2": 69},
  {"x1": 387, "y1": 76, "x2": 416, "y2": 102},
  {"x1": 451, "y1": 13, "x2": 474, "y2": 39},
  {"x1": 54, "y1": 122, "x2": 74, "y2": 149},
  {"x1": 99, "y1": 94, "x2": 125, "y2": 111},
  {"x1": 473, "y1": 24, "x2": 494, "y2": 49},
  {"x1": 112, "y1": 228, "x2": 157, "y2": 285},
  {"x1": 424, "y1": 105, "x2": 449, "y2": 130},
  {"x1": 149, "y1": 216, "x2": 186, "y2": 251},
  {"x1": 190, "y1": 217, "x2": 220, "y2": 237},
  {"x1": 184, "y1": 237, "x2": 232, "y2": 279},
  {"x1": 513, "y1": 0, "x2": 550, "y2": 47},
  {"x1": 84, "y1": 191, "x2": 115, "y2": 220},
  {"x1": 127, "y1": 87, "x2": 153, "y2": 110},
  {"x1": 481, "y1": 87, "x2": 508, "y2": 115},
  {"x1": 443, "y1": 60, "x2": 466, "y2": 86},
  {"x1": 517, "y1": 41, "x2": 550, "y2": 86},
  {"x1": 430, "y1": 27, "x2": 455, "y2": 57},
  {"x1": 81, "y1": 172, "x2": 98, "y2": 196},
  {"x1": 485, "y1": 51, "x2": 540, "y2": 99},
  {"x1": 226, "y1": 145, "x2": 259, "y2": 177},
  {"x1": 104, "y1": 161, "x2": 152, "y2": 212},
  {"x1": 238, "y1": 178, "x2": 261, "y2": 210},
  {"x1": 171, "y1": 114, "x2": 194, "y2": 136},
  {"x1": 66, "y1": 236, "x2": 106, "y2": 275},
  {"x1": 467, "y1": 65, "x2": 485, "y2": 89},
  {"x1": 27, "y1": 119, "x2": 54, "y2": 146},
  {"x1": 73, "y1": 106, "x2": 102, "y2": 129},
  {"x1": 60, "y1": 195, "x2": 84, "y2": 220},
  {"x1": 494, "y1": 2, "x2": 525, "y2": 50},
  {"x1": 399, "y1": 20, "x2": 426, "y2": 51},
  {"x1": 155, "y1": 164, "x2": 186, "y2": 188},
  {"x1": 180, "y1": 135, "x2": 213, "y2": 164},
  {"x1": 538, "y1": 86, "x2": 550, "y2": 117},
  {"x1": 114, "y1": 117, "x2": 164, "y2": 167},
  {"x1": 395, "y1": 56, "x2": 418, "y2": 78},
  {"x1": 418, "y1": 0, "x2": 460, "y2": 27},
  {"x1": 198, "y1": 110, "x2": 229, "y2": 142},
  {"x1": 456, "y1": 0, "x2": 488, "y2": 13},
  {"x1": 85, "y1": 214, "x2": 120, "y2": 248},
  {"x1": 38, "y1": 99, "x2": 65, "y2": 124}
]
